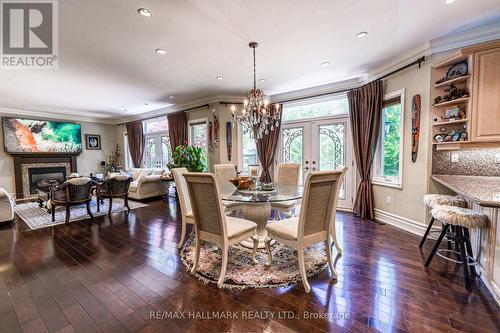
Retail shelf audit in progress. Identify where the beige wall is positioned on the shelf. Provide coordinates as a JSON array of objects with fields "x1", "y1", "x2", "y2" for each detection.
[
  {"x1": 372, "y1": 60, "x2": 433, "y2": 226},
  {"x1": 0, "y1": 115, "x2": 118, "y2": 193}
]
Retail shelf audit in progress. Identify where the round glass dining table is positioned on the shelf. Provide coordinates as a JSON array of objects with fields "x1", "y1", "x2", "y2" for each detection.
[{"x1": 220, "y1": 183, "x2": 303, "y2": 248}]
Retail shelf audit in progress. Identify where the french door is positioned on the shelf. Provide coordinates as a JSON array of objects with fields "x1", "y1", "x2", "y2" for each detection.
[
  {"x1": 144, "y1": 134, "x2": 171, "y2": 169},
  {"x1": 277, "y1": 117, "x2": 355, "y2": 209}
]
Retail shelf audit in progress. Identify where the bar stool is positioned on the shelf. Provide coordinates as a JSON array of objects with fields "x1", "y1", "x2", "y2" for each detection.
[
  {"x1": 419, "y1": 194, "x2": 467, "y2": 248},
  {"x1": 424, "y1": 205, "x2": 488, "y2": 291}
]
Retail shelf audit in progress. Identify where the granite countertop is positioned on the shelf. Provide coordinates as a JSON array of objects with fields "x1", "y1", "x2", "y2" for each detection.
[{"x1": 431, "y1": 174, "x2": 500, "y2": 208}]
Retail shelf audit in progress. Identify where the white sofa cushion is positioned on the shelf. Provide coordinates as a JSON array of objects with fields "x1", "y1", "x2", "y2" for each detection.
[{"x1": 129, "y1": 180, "x2": 139, "y2": 192}]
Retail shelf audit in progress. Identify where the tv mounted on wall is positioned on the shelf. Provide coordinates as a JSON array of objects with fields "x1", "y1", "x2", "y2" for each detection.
[{"x1": 2, "y1": 117, "x2": 82, "y2": 154}]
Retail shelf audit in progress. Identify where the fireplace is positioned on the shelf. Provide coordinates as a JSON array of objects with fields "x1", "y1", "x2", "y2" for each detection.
[
  {"x1": 12, "y1": 154, "x2": 77, "y2": 199},
  {"x1": 28, "y1": 166, "x2": 67, "y2": 195}
]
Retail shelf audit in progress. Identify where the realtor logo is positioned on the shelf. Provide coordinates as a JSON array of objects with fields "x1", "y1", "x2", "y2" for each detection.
[{"x1": 1, "y1": 0, "x2": 58, "y2": 68}]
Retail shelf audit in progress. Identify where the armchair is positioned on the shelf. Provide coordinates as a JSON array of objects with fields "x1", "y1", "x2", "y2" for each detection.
[
  {"x1": 0, "y1": 188, "x2": 15, "y2": 223},
  {"x1": 96, "y1": 175, "x2": 133, "y2": 215},
  {"x1": 50, "y1": 177, "x2": 95, "y2": 224}
]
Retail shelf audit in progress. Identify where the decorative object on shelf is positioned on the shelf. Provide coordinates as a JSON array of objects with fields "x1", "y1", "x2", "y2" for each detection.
[
  {"x1": 443, "y1": 106, "x2": 461, "y2": 120},
  {"x1": 231, "y1": 42, "x2": 281, "y2": 141},
  {"x1": 433, "y1": 124, "x2": 468, "y2": 144},
  {"x1": 433, "y1": 84, "x2": 469, "y2": 105},
  {"x1": 167, "y1": 144, "x2": 207, "y2": 172},
  {"x1": 434, "y1": 134, "x2": 444, "y2": 143},
  {"x1": 411, "y1": 94, "x2": 421, "y2": 163},
  {"x1": 85, "y1": 134, "x2": 101, "y2": 150},
  {"x1": 433, "y1": 116, "x2": 439, "y2": 123},
  {"x1": 435, "y1": 61, "x2": 468, "y2": 84},
  {"x1": 226, "y1": 121, "x2": 232, "y2": 161}
]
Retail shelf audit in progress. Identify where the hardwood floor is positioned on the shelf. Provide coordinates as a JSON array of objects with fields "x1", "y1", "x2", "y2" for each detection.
[{"x1": 1, "y1": 196, "x2": 498, "y2": 333}]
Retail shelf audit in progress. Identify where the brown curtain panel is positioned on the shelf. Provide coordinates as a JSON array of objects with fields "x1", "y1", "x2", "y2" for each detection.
[
  {"x1": 167, "y1": 112, "x2": 188, "y2": 151},
  {"x1": 125, "y1": 122, "x2": 145, "y2": 168},
  {"x1": 256, "y1": 105, "x2": 283, "y2": 183},
  {"x1": 348, "y1": 80, "x2": 383, "y2": 219}
]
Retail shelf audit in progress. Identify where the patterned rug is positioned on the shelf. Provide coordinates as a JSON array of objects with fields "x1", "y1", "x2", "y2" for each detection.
[
  {"x1": 14, "y1": 199, "x2": 148, "y2": 230},
  {"x1": 180, "y1": 235, "x2": 328, "y2": 290}
]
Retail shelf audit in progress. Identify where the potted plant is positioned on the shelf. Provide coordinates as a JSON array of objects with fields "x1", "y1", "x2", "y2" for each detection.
[{"x1": 168, "y1": 143, "x2": 207, "y2": 172}]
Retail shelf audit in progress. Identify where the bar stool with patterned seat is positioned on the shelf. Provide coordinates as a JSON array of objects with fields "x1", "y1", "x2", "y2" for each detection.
[
  {"x1": 419, "y1": 194, "x2": 467, "y2": 248},
  {"x1": 424, "y1": 205, "x2": 488, "y2": 291}
]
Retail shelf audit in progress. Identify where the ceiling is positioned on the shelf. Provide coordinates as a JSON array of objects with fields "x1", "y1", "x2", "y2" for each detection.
[{"x1": 1, "y1": 0, "x2": 499, "y2": 121}]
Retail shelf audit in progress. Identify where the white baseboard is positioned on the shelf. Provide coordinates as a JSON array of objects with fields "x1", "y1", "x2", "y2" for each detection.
[{"x1": 373, "y1": 209, "x2": 434, "y2": 236}]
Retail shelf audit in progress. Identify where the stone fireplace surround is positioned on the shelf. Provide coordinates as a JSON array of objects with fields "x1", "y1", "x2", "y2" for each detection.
[{"x1": 12, "y1": 154, "x2": 77, "y2": 200}]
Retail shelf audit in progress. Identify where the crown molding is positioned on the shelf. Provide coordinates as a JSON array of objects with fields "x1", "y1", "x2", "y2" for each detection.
[
  {"x1": 362, "y1": 42, "x2": 432, "y2": 84},
  {"x1": 0, "y1": 107, "x2": 116, "y2": 125},
  {"x1": 270, "y1": 77, "x2": 361, "y2": 103},
  {"x1": 114, "y1": 94, "x2": 244, "y2": 125},
  {"x1": 430, "y1": 21, "x2": 500, "y2": 54}
]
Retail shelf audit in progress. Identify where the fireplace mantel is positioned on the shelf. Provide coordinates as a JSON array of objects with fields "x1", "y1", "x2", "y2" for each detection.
[{"x1": 13, "y1": 154, "x2": 77, "y2": 199}]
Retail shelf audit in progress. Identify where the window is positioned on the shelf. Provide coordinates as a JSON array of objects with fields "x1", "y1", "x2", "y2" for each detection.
[
  {"x1": 373, "y1": 89, "x2": 404, "y2": 188},
  {"x1": 143, "y1": 117, "x2": 171, "y2": 169},
  {"x1": 241, "y1": 130, "x2": 258, "y2": 172},
  {"x1": 282, "y1": 94, "x2": 348, "y2": 122},
  {"x1": 188, "y1": 120, "x2": 208, "y2": 171}
]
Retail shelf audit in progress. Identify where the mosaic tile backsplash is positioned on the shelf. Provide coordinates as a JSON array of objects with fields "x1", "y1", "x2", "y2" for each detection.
[{"x1": 432, "y1": 148, "x2": 500, "y2": 176}]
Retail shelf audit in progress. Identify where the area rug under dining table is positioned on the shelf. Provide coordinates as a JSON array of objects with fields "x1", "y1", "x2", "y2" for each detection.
[
  {"x1": 181, "y1": 234, "x2": 329, "y2": 290},
  {"x1": 14, "y1": 199, "x2": 148, "y2": 230}
]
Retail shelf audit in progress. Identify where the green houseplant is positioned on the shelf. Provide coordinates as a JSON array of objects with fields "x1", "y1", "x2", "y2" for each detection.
[{"x1": 168, "y1": 144, "x2": 207, "y2": 172}]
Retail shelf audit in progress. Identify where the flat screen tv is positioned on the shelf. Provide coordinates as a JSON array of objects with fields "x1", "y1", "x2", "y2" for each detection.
[{"x1": 2, "y1": 117, "x2": 82, "y2": 154}]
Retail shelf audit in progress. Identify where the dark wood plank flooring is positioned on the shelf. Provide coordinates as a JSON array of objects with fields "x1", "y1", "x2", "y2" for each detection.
[{"x1": 0, "y1": 196, "x2": 498, "y2": 333}]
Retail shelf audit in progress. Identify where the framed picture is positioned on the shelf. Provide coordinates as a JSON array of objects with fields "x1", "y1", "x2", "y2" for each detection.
[{"x1": 85, "y1": 134, "x2": 101, "y2": 150}]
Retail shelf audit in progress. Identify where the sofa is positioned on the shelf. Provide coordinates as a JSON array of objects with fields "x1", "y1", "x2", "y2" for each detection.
[
  {"x1": 0, "y1": 188, "x2": 15, "y2": 223},
  {"x1": 121, "y1": 168, "x2": 171, "y2": 200}
]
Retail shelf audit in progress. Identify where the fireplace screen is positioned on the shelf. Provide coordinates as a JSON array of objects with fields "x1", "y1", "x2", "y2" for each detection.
[{"x1": 28, "y1": 167, "x2": 67, "y2": 195}]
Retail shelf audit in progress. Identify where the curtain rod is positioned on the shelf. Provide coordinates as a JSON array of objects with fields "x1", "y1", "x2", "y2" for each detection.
[
  {"x1": 377, "y1": 56, "x2": 426, "y2": 81},
  {"x1": 117, "y1": 104, "x2": 210, "y2": 126}
]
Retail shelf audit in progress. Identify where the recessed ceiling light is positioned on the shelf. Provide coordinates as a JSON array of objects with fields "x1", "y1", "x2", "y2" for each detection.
[
  {"x1": 123, "y1": 109, "x2": 128, "y2": 112},
  {"x1": 320, "y1": 62, "x2": 331, "y2": 67},
  {"x1": 155, "y1": 48, "x2": 166, "y2": 55},
  {"x1": 216, "y1": 76, "x2": 223, "y2": 80},
  {"x1": 144, "y1": 103, "x2": 149, "y2": 106},
  {"x1": 356, "y1": 31, "x2": 368, "y2": 39},
  {"x1": 138, "y1": 8, "x2": 152, "y2": 17},
  {"x1": 443, "y1": 0, "x2": 456, "y2": 4},
  {"x1": 259, "y1": 79, "x2": 266, "y2": 83},
  {"x1": 168, "y1": 95, "x2": 175, "y2": 99}
]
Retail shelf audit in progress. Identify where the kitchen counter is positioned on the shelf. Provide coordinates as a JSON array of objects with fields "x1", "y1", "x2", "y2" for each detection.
[{"x1": 431, "y1": 174, "x2": 500, "y2": 208}]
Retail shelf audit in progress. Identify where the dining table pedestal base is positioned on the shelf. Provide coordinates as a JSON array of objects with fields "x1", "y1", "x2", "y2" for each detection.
[{"x1": 240, "y1": 202, "x2": 275, "y2": 249}]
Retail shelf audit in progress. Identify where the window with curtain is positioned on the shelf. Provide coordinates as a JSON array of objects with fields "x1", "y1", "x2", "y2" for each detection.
[
  {"x1": 373, "y1": 89, "x2": 405, "y2": 188},
  {"x1": 143, "y1": 117, "x2": 171, "y2": 169},
  {"x1": 189, "y1": 120, "x2": 208, "y2": 171}
]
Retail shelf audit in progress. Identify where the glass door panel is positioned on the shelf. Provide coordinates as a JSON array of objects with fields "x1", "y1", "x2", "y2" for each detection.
[
  {"x1": 145, "y1": 137, "x2": 157, "y2": 168},
  {"x1": 145, "y1": 135, "x2": 171, "y2": 169},
  {"x1": 318, "y1": 123, "x2": 346, "y2": 199},
  {"x1": 282, "y1": 127, "x2": 305, "y2": 184}
]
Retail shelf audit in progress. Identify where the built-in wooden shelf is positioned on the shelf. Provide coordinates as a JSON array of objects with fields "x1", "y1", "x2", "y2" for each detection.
[
  {"x1": 432, "y1": 119, "x2": 469, "y2": 126},
  {"x1": 433, "y1": 52, "x2": 469, "y2": 69},
  {"x1": 434, "y1": 75, "x2": 471, "y2": 88},
  {"x1": 433, "y1": 97, "x2": 470, "y2": 108}
]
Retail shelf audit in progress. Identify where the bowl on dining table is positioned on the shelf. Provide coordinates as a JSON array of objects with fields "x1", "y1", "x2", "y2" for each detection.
[{"x1": 229, "y1": 176, "x2": 253, "y2": 190}]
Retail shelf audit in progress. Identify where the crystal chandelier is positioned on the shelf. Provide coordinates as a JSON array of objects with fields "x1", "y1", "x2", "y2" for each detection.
[{"x1": 232, "y1": 42, "x2": 280, "y2": 140}]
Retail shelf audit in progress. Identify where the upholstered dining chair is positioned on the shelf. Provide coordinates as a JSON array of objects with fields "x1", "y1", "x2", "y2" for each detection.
[
  {"x1": 50, "y1": 177, "x2": 95, "y2": 224},
  {"x1": 271, "y1": 162, "x2": 301, "y2": 219},
  {"x1": 213, "y1": 164, "x2": 242, "y2": 214},
  {"x1": 264, "y1": 167, "x2": 347, "y2": 293},
  {"x1": 184, "y1": 172, "x2": 259, "y2": 288},
  {"x1": 96, "y1": 175, "x2": 133, "y2": 215},
  {"x1": 171, "y1": 167, "x2": 195, "y2": 248}
]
